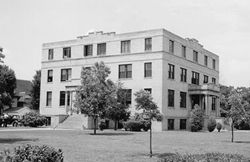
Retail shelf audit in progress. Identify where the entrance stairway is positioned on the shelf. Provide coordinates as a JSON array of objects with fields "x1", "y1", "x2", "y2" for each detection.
[{"x1": 56, "y1": 114, "x2": 86, "y2": 130}]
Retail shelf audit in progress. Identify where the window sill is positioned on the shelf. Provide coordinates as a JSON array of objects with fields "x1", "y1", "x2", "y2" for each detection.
[
  {"x1": 121, "y1": 52, "x2": 131, "y2": 54},
  {"x1": 180, "y1": 107, "x2": 187, "y2": 109},
  {"x1": 59, "y1": 106, "x2": 65, "y2": 108},
  {"x1": 168, "y1": 78, "x2": 175, "y2": 81},
  {"x1": 144, "y1": 77, "x2": 152, "y2": 79},
  {"x1": 61, "y1": 80, "x2": 72, "y2": 83},
  {"x1": 84, "y1": 55, "x2": 94, "y2": 58},
  {"x1": 47, "y1": 82, "x2": 53, "y2": 84},
  {"x1": 118, "y1": 78, "x2": 132, "y2": 81},
  {"x1": 168, "y1": 106, "x2": 175, "y2": 109},
  {"x1": 45, "y1": 106, "x2": 52, "y2": 108}
]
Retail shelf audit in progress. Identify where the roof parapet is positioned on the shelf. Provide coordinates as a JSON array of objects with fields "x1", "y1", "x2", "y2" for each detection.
[
  {"x1": 185, "y1": 38, "x2": 203, "y2": 48},
  {"x1": 77, "y1": 31, "x2": 116, "y2": 39}
]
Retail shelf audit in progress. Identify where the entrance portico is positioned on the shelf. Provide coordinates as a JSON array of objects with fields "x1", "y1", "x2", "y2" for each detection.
[{"x1": 188, "y1": 83, "x2": 220, "y2": 117}]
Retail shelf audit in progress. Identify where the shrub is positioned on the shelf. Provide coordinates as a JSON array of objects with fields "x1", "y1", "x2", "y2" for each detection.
[
  {"x1": 123, "y1": 119, "x2": 151, "y2": 132},
  {"x1": 123, "y1": 120, "x2": 142, "y2": 131},
  {"x1": 21, "y1": 112, "x2": 47, "y2": 127},
  {"x1": 234, "y1": 120, "x2": 250, "y2": 130},
  {"x1": 99, "y1": 121, "x2": 106, "y2": 131},
  {"x1": 217, "y1": 122, "x2": 222, "y2": 132},
  {"x1": 189, "y1": 105, "x2": 204, "y2": 132},
  {"x1": 141, "y1": 120, "x2": 151, "y2": 131},
  {"x1": 207, "y1": 117, "x2": 216, "y2": 132},
  {"x1": 159, "y1": 152, "x2": 250, "y2": 161},
  {"x1": 0, "y1": 145, "x2": 63, "y2": 162}
]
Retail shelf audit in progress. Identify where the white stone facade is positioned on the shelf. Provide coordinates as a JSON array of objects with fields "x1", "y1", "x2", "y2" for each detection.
[{"x1": 40, "y1": 29, "x2": 220, "y2": 131}]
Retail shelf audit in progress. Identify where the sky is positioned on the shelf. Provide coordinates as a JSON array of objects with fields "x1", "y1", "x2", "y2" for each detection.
[{"x1": 0, "y1": 0, "x2": 249, "y2": 87}]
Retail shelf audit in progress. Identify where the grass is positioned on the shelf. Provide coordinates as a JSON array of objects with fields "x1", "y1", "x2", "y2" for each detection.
[{"x1": 0, "y1": 129, "x2": 250, "y2": 162}]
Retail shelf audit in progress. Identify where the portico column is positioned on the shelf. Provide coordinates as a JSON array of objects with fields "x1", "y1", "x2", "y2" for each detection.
[
  {"x1": 65, "y1": 91, "x2": 68, "y2": 114},
  {"x1": 204, "y1": 95, "x2": 209, "y2": 116},
  {"x1": 70, "y1": 91, "x2": 73, "y2": 115},
  {"x1": 216, "y1": 97, "x2": 220, "y2": 117}
]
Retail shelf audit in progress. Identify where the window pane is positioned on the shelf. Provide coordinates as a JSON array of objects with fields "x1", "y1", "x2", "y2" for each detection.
[
  {"x1": 145, "y1": 38, "x2": 152, "y2": 51},
  {"x1": 182, "y1": 45, "x2": 186, "y2": 58},
  {"x1": 60, "y1": 91, "x2": 65, "y2": 106}
]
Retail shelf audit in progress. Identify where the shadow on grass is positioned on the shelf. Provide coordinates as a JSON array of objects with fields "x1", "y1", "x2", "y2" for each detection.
[
  {"x1": 87, "y1": 132, "x2": 134, "y2": 136},
  {"x1": 130, "y1": 152, "x2": 174, "y2": 160},
  {"x1": 234, "y1": 141, "x2": 250, "y2": 144},
  {"x1": 0, "y1": 138, "x2": 38, "y2": 144}
]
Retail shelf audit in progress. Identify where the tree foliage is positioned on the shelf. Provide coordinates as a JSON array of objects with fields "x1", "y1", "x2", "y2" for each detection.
[
  {"x1": 134, "y1": 89, "x2": 162, "y2": 157},
  {"x1": 106, "y1": 82, "x2": 130, "y2": 130},
  {"x1": 225, "y1": 90, "x2": 250, "y2": 142},
  {"x1": 190, "y1": 104, "x2": 204, "y2": 132},
  {"x1": 30, "y1": 70, "x2": 41, "y2": 110},
  {"x1": 0, "y1": 65, "x2": 16, "y2": 114},
  {"x1": 74, "y1": 62, "x2": 116, "y2": 134}
]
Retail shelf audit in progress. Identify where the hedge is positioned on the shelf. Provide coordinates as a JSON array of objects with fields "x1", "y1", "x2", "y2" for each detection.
[{"x1": 158, "y1": 152, "x2": 250, "y2": 162}]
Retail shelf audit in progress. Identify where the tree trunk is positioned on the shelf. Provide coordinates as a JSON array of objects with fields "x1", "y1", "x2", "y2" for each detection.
[
  {"x1": 149, "y1": 120, "x2": 152, "y2": 157},
  {"x1": 93, "y1": 117, "x2": 97, "y2": 135},
  {"x1": 231, "y1": 122, "x2": 234, "y2": 142},
  {"x1": 114, "y1": 120, "x2": 117, "y2": 130}
]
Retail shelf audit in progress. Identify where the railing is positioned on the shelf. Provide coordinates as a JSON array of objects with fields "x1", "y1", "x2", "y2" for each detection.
[{"x1": 188, "y1": 83, "x2": 220, "y2": 92}]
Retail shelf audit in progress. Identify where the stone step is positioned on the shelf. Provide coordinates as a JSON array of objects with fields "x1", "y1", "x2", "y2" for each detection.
[{"x1": 56, "y1": 114, "x2": 86, "y2": 130}]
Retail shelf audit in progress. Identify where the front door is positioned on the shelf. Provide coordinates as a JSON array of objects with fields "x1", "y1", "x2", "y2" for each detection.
[{"x1": 191, "y1": 95, "x2": 200, "y2": 109}]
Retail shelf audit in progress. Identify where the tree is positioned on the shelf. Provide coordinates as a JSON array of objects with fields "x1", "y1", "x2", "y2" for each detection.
[
  {"x1": 0, "y1": 65, "x2": 16, "y2": 115},
  {"x1": 190, "y1": 104, "x2": 204, "y2": 132},
  {"x1": 106, "y1": 82, "x2": 130, "y2": 130},
  {"x1": 134, "y1": 90, "x2": 162, "y2": 157},
  {"x1": 30, "y1": 70, "x2": 41, "y2": 110},
  {"x1": 226, "y1": 90, "x2": 249, "y2": 142},
  {"x1": 74, "y1": 62, "x2": 115, "y2": 135},
  {"x1": 220, "y1": 85, "x2": 234, "y2": 117}
]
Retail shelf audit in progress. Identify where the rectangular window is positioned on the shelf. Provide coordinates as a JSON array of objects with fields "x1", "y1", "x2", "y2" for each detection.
[
  {"x1": 61, "y1": 69, "x2": 72, "y2": 82},
  {"x1": 168, "y1": 89, "x2": 175, "y2": 107},
  {"x1": 212, "y1": 77, "x2": 216, "y2": 84},
  {"x1": 144, "y1": 88, "x2": 152, "y2": 94},
  {"x1": 59, "y1": 91, "x2": 65, "y2": 106},
  {"x1": 47, "y1": 70, "x2": 53, "y2": 82},
  {"x1": 193, "y1": 50, "x2": 198, "y2": 62},
  {"x1": 204, "y1": 75, "x2": 209, "y2": 84},
  {"x1": 97, "y1": 43, "x2": 106, "y2": 55},
  {"x1": 84, "y1": 45, "x2": 93, "y2": 57},
  {"x1": 204, "y1": 55, "x2": 208, "y2": 66},
  {"x1": 168, "y1": 64, "x2": 175, "y2": 79},
  {"x1": 63, "y1": 47, "x2": 71, "y2": 59},
  {"x1": 119, "y1": 89, "x2": 132, "y2": 105},
  {"x1": 213, "y1": 59, "x2": 216, "y2": 69},
  {"x1": 121, "y1": 40, "x2": 131, "y2": 53},
  {"x1": 212, "y1": 97, "x2": 216, "y2": 111},
  {"x1": 119, "y1": 64, "x2": 132, "y2": 79},
  {"x1": 144, "y1": 62, "x2": 152, "y2": 78},
  {"x1": 191, "y1": 71, "x2": 199, "y2": 85},
  {"x1": 180, "y1": 119, "x2": 187, "y2": 130},
  {"x1": 168, "y1": 119, "x2": 174, "y2": 130},
  {"x1": 180, "y1": 68, "x2": 187, "y2": 82},
  {"x1": 145, "y1": 38, "x2": 152, "y2": 51},
  {"x1": 180, "y1": 92, "x2": 186, "y2": 108},
  {"x1": 48, "y1": 49, "x2": 54, "y2": 60},
  {"x1": 181, "y1": 45, "x2": 186, "y2": 58},
  {"x1": 169, "y1": 40, "x2": 174, "y2": 54},
  {"x1": 46, "y1": 91, "x2": 52, "y2": 106}
]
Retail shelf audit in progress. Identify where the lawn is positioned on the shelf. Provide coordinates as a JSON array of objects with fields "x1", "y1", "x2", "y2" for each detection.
[{"x1": 0, "y1": 129, "x2": 250, "y2": 162}]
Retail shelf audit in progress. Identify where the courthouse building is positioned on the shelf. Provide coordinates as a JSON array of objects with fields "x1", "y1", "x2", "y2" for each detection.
[{"x1": 40, "y1": 28, "x2": 220, "y2": 131}]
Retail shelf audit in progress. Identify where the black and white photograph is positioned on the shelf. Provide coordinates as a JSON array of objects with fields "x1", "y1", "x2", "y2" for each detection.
[{"x1": 0, "y1": 0, "x2": 250, "y2": 161}]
